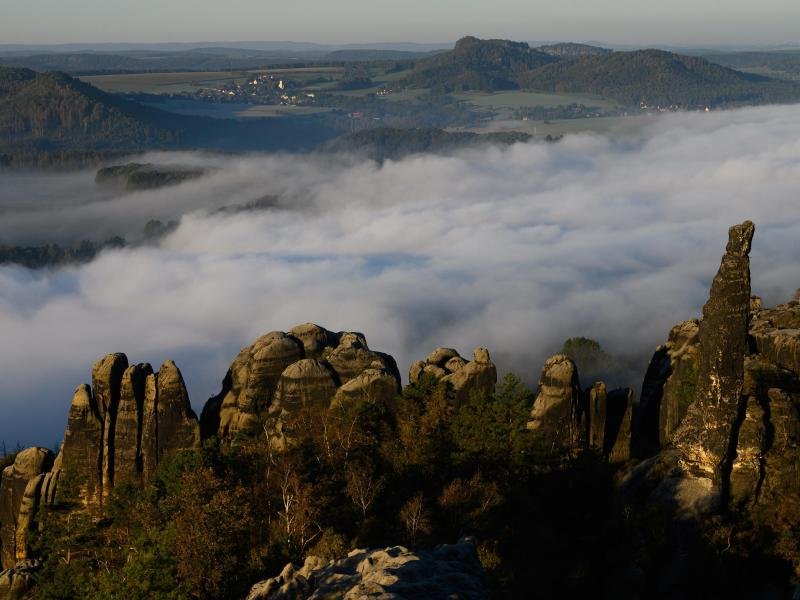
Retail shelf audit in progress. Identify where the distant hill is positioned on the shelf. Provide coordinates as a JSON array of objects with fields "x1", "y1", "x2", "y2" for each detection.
[
  {"x1": 398, "y1": 36, "x2": 559, "y2": 92},
  {"x1": 519, "y1": 49, "x2": 800, "y2": 107},
  {"x1": 394, "y1": 37, "x2": 800, "y2": 108},
  {"x1": 325, "y1": 49, "x2": 440, "y2": 62},
  {"x1": 536, "y1": 42, "x2": 612, "y2": 58},
  {"x1": 0, "y1": 67, "x2": 340, "y2": 166},
  {"x1": 318, "y1": 127, "x2": 531, "y2": 161}
]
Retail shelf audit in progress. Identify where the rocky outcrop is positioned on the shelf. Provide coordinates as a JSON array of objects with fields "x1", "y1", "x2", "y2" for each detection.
[
  {"x1": 0, "y1": 559, "x2": 39, "y2": 600},
  {"x1": 246, "y1": 539, "x2": 487, "y2": 600},
  {"x1": 408, "y1": 347, "x2": 497, "y2": 407},
  {"x1": 633, "y1": 320, "x2": 700, "y2": 457},
  {"x1": 672, "y1": 221, "x2": 754, "y2": 493},
  {"x1": 202, "y1": 325, "x2": 401, "y2": 443},
  {"x1": 0, "y1": 448, "x2": 53, "y2": 569},
  {"x1": 625, "y1": 221, "x2": 760, "y2": 515},
  {"x1": 56, "y1": 354, "x2": 199, "y2": 508},
  {"x1": 528, "y1": 354, "x2": 582, "y2": 447}
]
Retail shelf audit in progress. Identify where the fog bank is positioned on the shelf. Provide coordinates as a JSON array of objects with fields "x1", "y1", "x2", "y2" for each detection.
[{"x1": 2, "y1": 104, "x2": 800, "y2": 447}]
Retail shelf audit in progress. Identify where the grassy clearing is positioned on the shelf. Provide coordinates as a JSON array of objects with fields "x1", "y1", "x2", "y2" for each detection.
[{"x1": 454, "y1": 90, "x2": 620, "y2": 110}]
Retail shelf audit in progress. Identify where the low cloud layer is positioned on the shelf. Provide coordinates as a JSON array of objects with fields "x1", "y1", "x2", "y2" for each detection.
[{"x1": 3, "y1": 105, "x2": 800, "y2": 447}]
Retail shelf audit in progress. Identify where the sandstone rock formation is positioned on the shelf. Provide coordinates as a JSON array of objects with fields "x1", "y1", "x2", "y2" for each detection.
[
  {"x1": 246, "y1": 539, "x2": 487, "y2": 600},
  {"x1": 57, "y1": 354, "x2": 199, "y2": 507},
  {"x1": 672, "y1": 221, "x2": 755, "y2": 494},
  {"x1": 527, "y1": 354, "x2": 582, "y2": 447},
  {"x1": 0, "y1": 448, "x2": 54, "y2": 569},
  {"x1": 0, "y1": 559, "x2": 39, "y2": 600},
  {"x1": 408, "y1": 347, "x2": 497, "y2": 407},
  {"x1": 202, "y1": 325, "x2": 401, "y2": 443},
  {"x1": 633, "y1": 320, "x2": 700, "y2": 457}
]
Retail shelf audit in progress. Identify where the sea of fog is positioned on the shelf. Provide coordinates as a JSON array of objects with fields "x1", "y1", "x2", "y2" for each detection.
[{"x1": 3, "y1": 104, "x2": 800, "y2": 447}]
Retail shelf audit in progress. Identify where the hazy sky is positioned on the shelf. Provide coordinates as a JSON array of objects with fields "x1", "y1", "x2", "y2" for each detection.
[{"x1": 1, "y1": 0, "x2": 799, "y2": 45}]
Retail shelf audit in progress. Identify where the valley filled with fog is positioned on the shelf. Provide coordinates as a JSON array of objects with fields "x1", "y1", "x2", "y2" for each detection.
[{"x1": 3, "y1": 104, "x2": 800, "y2": 447}]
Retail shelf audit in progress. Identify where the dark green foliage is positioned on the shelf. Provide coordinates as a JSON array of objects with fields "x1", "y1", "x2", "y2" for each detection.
[
  {"x1": 0, "y1": 237, "x2": 126, "y2": 269},
  {"x1": 95, "y1": 162, "x2": 206, "y2": 190},
  {"x1": 319, "y1": 127, "x2": 530, "y2": 161},
  {"x1": 519, "y1": 49, "x2": 800, "y2": 108}
]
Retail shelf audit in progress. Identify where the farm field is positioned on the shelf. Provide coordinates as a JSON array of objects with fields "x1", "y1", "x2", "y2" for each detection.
[
  {"x1": 81, "y1": 67, "x2": 345, "y2": 93},
  {"x1": 140, "y1": 98, "x2": 333, "y2": 118}
]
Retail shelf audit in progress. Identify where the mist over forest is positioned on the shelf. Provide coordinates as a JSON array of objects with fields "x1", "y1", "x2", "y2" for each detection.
[{"x1": 2, "y1": 103, "x2": 800, "y2": 448}]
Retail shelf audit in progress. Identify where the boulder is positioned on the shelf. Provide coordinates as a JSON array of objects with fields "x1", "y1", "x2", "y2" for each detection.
[
  {"x1": 324, "y1": 332, "x2": 399, "y2": 385},
  {"x1": 0, "y1": 560, "x2": 40, "y2": 600},
  {"x1": 246, "y1": 538, "x2": 487, "y2": 600}
]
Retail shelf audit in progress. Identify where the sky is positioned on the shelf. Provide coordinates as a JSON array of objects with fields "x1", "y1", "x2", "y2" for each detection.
[
  {"x1": 2, "y1": 104, "x2": 800, "y2": 449},
  {"x1": 0, "y1": 0, "x2": 799, "y2": 46}
]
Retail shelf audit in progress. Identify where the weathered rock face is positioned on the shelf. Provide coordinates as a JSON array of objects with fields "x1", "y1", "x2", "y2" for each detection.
[
  {"x1": 633, "y1": 320, "x2": 700, "y2": 458},
  {"x1": 330, "y1": 365, "x2": 400, "y2": 412},
  {"x1": 528, "y1": 354, "x2": 582, "y2": 447},
  {"x1": 202, "y1": 325, "x2": 401, "y2": 444},
  {"x1": 272, "y1": 360, "x2": 340, "y2": 414},
  {"x1": 56, "y1": 354, "x2": 199, "y2": 508},
  {"x1": 0, "y1": 448, "x2": 54, "y2": 569},
  {"x1": 672, "y1": 221, "x2": 754, "y2": 489},
  {"x1": 59, "y1": 384, "x2": 103, "y2": 504},
  {"x1": 0, "y1": 559, "x2": 40, "y2": 600},
  {"x1": 155, "y1": 361, "x2": 200, "y2": 459},
  {"x1": 408, "y1": 347, "x2": 497, "y2": 407},
  {"x1": 114, "y1": 364, "x2": 152, "y2": 487},
  {"x1": 605, "y1": 388, "x2": 633, "y2": 463},
  {"x1": 246, "y1": 539, "x2": 488, "y2": 600}
]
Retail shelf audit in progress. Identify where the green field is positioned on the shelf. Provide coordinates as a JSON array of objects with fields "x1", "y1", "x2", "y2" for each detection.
[
  {"x1": 81, "y1": 67, "x2": 345, "y2": 94},
  {"x1": 141, "y1": 99, "x2": 332, "y2": 119},
  {"x1": 454, "y1": 90, "x2": 620, "y2": 110}
]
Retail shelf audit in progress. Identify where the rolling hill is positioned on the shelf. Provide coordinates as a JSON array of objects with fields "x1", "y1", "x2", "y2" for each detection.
[
  {"x1": 0, "y1": 67, "x2": 340, "y2": 165},
  {"x1": 519, "y1": 49, "x2": 800, "y2": 106}
]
